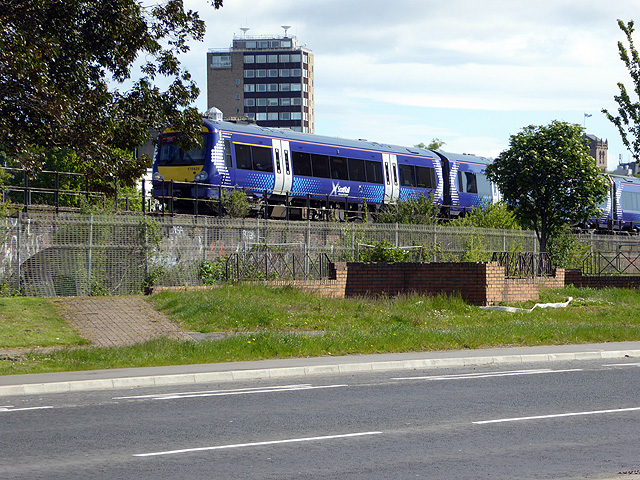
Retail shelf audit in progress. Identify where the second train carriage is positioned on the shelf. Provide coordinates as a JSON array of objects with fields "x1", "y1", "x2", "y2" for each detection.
[{"x1": 152, "y1": 119, "x2": 500, "y2": 219}]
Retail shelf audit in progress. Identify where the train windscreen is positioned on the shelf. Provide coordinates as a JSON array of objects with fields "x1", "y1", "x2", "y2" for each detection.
[{"x1": 157, "y1": 135, "x2": 207, "y2": 166}]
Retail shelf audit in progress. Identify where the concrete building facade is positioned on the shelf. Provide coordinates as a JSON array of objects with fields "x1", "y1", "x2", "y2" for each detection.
[{"x1": 207, "y1": 31, "x2": 314, "y2": 133}]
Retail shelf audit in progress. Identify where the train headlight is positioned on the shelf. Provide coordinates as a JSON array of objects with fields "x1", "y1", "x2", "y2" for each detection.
[
  {"x1": 194, "y1": 171, "x2": 209, "y2": 181},
  {"x1": 152, "y1": 171, "x2": 164, "y2": 181}
]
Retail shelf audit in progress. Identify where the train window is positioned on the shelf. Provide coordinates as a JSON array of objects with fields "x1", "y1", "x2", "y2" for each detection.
[
  {"x1": 416, "y1": 166, "x2": 436, "y2": 189},
  {"x1": 234, "y1": 144, "x2": 252, "y2": 170},
  {"x1": 157, "y1": 135, "x2": 207, "y2": 166},
  {"x1": 224, "y1": 140, "x2": 233, "y2": 168},
  {"x1": 622, "y1": 191, "x2": 640, "y2": 211},
  {"x1": 365, "y1": 160, "x2": 383, "y2": 184},
  {"x1": 252, "y1": 145, "x2": 273, "y2": 172},
  {"x1": 311, "y1": 154, "x2": 331, "y2": 178},
  {"x1": 399, "y1": 164, "x2": 416, "y2": 187},
  {"x1": 384, "y1": 163, "x2": 390, "y2": 184},
  {"x1": 458, "y1": 172, "x2": 478, "y2": 194},
  {"x1": 292, "y1": 151, "x2": 312, "y2": 176},
  {"x1": 330, "y1": 157, "x2": 348, "y2": 180},
  {"x1": 392, "y1": 164, "x2": 398, "y2": 185},
  {"x1": 348, "y1": 158, "x2": 366, "y2": 182},
  {"x1": 476, "y1": 173, "x2": 493, "y2": 197},
  {"x1": 284, "y1": 151, "x2": 290, "y2": 175}
]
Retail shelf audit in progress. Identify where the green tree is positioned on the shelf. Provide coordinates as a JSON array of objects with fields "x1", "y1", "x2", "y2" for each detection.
[
  {"x1": 449, "y1": 200, "x2": 522, "y2": 230},
  {"x1": 485, "y1": 121, "x2": 609, "y2": 253},
  {"x1": 602, "y1": 19, "x2": 640, "y2": 162},
  {"x1": 0, "y1": 0, "x2": 223, "y2": 186},
  {"x1": 415, "y1": 139, "x2": 446, "y2": 150}
]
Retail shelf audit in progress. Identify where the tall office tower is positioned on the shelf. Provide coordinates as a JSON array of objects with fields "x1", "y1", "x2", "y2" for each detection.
[{"x1": 207, "y1": 28, "x2": 314, "y2": 133}]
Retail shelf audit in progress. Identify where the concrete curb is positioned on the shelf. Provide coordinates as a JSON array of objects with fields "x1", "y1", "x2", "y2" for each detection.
[{"x1": 2, "y1": 348, "x2": 640, "y2": 397}]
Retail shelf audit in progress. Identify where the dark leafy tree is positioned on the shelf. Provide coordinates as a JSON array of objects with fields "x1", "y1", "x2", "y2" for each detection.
[
  {"x1": 485, "y1": 121, "x2": 609, "y2": 253},
  {"x1": 603, "y1": 19, "x2": 640, "y2": 162},
  {"x1": 415, "y1": 139, "x2": 446, "y2": 150},
  {"x1": 0, "y1": 0, "x2": 223, "y2": 188}
]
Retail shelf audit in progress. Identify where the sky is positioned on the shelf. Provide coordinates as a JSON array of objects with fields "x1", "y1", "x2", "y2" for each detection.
[{"x1": 170, "y1": 0, "x2": 640, "y2": 171}]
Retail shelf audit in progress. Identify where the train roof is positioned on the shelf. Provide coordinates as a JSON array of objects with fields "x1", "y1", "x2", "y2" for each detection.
[
  {"x1": 204, "y1": 119, "x2": 492, "y2": 165},
  {"x1": 609, "y1": 174, "x2": 640, "y2": 185}
]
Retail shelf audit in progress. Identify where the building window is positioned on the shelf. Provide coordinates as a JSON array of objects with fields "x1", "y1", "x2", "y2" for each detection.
[
  {"x1": 256, "y1": 98, "x2": 267, "y2": 106},
  {"x1": 244, "y1": 55, "x2": 254, "y2": 63},
  {"x1": 281, "y1": 40, "x2": 292, "y2": 48},
  {"x1": 291, "y1": 112, "x2": 302, "y2": 120},
  {"x1": 268, "y1": 84, "x2": 278, "y2": 92},
  {"x1": 291, "y1": 83, "x2": 301, "y2": 91},
  {"x1": 246, "y1": 41, "x2": 256, "y2": 49},
  {"x1": 246, "y1": 113, "x2": 255, "y2": 120},
  {"x1": 280, "y1": 98, "x2": 291, "y2": 106},
  {"x1": 257, "y1": 84, "x2": 267, "y2": 92},
  {"x1": 256, "y1": 69, "x2": 266, "y2": 78},
  {"x1": 268, "y1": 112, "x2": 278, "y2": 120},
  {"x1": 291, "y1": 54, "x2": 302, "y2": 63},
  {"x1": 291, "y1": 68, "x2": 301, "y2": 77},
  {"x1": 244, "y1": 70, "x2": 254, "y2": 78},
  {"x1": 280, "y1": 112, "x2": 291, "y2": 120},
  {"x1": 236, "y1": 93, "x2": 240, "y2": 100},
  {"x1": 244, "y1": 84, "x2": 255, "y2": 92},
  {"x1": 256, "y1": 112, "x2": 267, "y2": 121},
  {"x1": 244, "y1": 99, "x2": 255, "y2": 107},
  {"x1": 280, "y1": 84, "x2": 291, "y2": 92},
  {"x1": 210, "y1": 55, "x2": 231, "y2": 68},
  {"x1": 279, "y1": 54, "x2": 290, "y2": 62},
  {"x1": 268, "y1": 69, "x2": 278, "y2": 77},
  {"x1": 268, "y1": 54, "x2": 278, "y2": 63},
  {"x1": 256, "y1": 55, "x2": 266, "y2": 63},
  {"x1": 279, "y1": 69, "x2": 290, "y2": 77},
  {"x1": 292, "y1": 98, "x2": 302, "y2": 106},
  {"x1": 268, "y1": 98, "x2": 278, "y2": 106}
]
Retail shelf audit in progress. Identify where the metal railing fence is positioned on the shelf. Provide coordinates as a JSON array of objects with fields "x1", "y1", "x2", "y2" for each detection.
[
  {"x1": 491, "y1": 252, "x2": 553, "y2": 278},
  {"x1": 1, "y1": 213, "x2": 538, "y2": 296}
]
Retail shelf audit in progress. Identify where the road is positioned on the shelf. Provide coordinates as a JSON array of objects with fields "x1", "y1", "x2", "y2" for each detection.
[{"x1": 1, "y1": 359, "x2": 640, "y2": 479}]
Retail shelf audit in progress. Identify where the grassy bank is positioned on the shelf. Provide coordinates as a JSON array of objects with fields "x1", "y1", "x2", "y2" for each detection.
[{"x1": 2, "y1": 285, "x2": 640, "y2": 375}]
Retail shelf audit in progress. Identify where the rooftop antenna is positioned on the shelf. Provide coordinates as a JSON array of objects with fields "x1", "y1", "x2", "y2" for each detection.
[
  {"x1": 240, "y1": 27, "x2": 250, "y2": 37},
  {"x1": 281, "y1": 25, "x2": 291, "y2": 37}
]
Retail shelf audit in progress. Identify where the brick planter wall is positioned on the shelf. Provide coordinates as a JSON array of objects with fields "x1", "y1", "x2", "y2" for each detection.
[
  {"x1": 565, "y1": 270, "x2": 640, "y2": 289},
  {"x1": 293, "y1": 262, "x2": 565, "y2": 306}
]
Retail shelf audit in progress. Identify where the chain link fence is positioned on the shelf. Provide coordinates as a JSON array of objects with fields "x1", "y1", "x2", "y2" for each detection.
[{"x1": 1, "y1": 213, "x2": 542, "y2": 296}]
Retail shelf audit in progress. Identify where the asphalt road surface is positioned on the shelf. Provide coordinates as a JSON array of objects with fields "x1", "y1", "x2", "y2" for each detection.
[{"x1": 2, "y1": 359, "x2": 640, "y2": 479}]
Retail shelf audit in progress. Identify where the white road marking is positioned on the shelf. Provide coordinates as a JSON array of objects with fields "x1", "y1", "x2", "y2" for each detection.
[
  {"x1": 393, "y1": 368, "x2": 582, "y2": 381},
  {"x1": 474, "y1": 406, "x2": 640, "y2": 424},
  {"x1": 0, "y1": 406, "x2": 53, "y2": 413},
  {"x1": 114, "y1": 384, "x2": 346, "y2": 401},
  {"x1": 602, "y1": 363, "x2": 640, "y2": 367},
  {"x1": 134, "y1": 431, "x2": 383, "y2": 457}
]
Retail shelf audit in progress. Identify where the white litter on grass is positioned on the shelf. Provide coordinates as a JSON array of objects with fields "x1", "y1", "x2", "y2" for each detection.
[{"x1": 481, "y1": 297, "x2": 573, "y2": 313}]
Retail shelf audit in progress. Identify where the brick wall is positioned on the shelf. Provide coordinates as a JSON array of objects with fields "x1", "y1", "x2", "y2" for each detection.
[
  {"x1": 565, "y1": 270, "x2": 640, "y2": 289},
  {"x1": 295, "y1": 262, "x2": 564, "y2": 306}
]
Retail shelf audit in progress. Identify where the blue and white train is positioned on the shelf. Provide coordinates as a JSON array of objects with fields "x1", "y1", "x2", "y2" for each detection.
[
  {"x1": 152, "y1": 118, "x2": 500, "y2": 219},
  {"x1": 589, "y1": 174, "x2": 640, "y2": 232}
]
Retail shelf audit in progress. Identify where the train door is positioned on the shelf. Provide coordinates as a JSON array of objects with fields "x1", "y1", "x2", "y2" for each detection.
[
  {"x1": 272, "y1": 139, "x2": 293, "y2": 195},
  {"x1": 382, "y1": 153, "x2": 400, "y2": 203}
]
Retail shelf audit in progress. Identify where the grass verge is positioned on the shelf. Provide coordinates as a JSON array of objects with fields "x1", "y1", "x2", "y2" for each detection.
[{"x1": 2, "y1": 284, "x2": 640, "y2": 375}]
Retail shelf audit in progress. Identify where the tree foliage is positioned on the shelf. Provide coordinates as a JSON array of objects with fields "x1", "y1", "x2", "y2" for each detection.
[
  {"x1": 415, "y1": 139, "x2": 446, "y2": 150},
  {"x1": 602, "y1": 19, "x2": 640, "y2": 162},
  {"x1": 449, "y1": 200, "x2": 522, "y2": 230},
  {"x1": 485, "y1": 121, "x2": 609, "y2": 253},
  {"x1": 0, "y1": 0, "x2": 222, "y2": 186}
]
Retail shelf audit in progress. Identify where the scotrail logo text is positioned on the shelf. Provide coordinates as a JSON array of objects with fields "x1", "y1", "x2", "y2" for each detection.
[{"x1": 331, "y1": 182, "x2": 351, "y2": 196}]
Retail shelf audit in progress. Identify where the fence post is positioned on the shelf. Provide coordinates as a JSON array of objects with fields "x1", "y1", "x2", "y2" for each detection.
[
  {"x1": 16, "y1": 211, "x2": 21, "y2": 294},
  {"x1": 87, "y1": 214, "x2": 93, "y2": 295}
]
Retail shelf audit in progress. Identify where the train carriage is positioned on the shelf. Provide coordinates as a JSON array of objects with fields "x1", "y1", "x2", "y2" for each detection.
[{"x1": 152, "y1": 118, "x2": 498, "y2": 219}]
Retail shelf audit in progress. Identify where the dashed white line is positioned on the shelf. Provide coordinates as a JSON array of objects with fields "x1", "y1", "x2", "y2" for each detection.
[
  {"x1": 393, "y1": 368, "x2": 582, "y2": 381},
  {"x1": 134, "y1": 431, "x2": 383, "y2": 457},
  {"x1": 114, "y1": 384, "x2": 346, "y2": 401},
  {"x1": 474, "y1": 406, "x2": 640, "y2": 424},
  {"x1": 0, "y1": 406, "x2": 53, "y2": 413}
]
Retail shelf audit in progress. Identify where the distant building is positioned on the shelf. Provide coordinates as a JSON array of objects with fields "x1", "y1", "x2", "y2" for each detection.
[
  {"x1": 583, "y1": 134, "x2": 608, "y2": 172},
  {"x1": 206, "y1": 29, "x2": 314, "y2": 133},
  {"x1": 613, "y1": 160, "x2": 640, "y2": 176}
]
